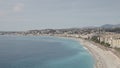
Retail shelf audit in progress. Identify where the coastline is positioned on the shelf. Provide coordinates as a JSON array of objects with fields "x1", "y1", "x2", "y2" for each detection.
[
  {"x1": 1, "y1": 35, "x2": 120, "y2": 68},
  {"x1": 58, "y1": 36, "x2": 120, "y2": 68},
  {"x1": 78, "y1": 38, "x2": 106, "y2": 68}
]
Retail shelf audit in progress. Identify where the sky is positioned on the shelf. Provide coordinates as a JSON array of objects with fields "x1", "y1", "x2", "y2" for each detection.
[{"x1": 0, "y1": 0, "x2": 120, "y2": 31}]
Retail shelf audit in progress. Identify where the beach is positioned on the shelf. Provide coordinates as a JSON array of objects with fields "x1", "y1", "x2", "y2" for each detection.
[
  {"x1": 59, "y1": 36, "x2": 120, "y2": 68},
  {"x1": 77, "y1": 38, "x2": 120, "y2": 68},
  {"x1": 39, "y1": 35, "x2": 120, "y2": 68}
]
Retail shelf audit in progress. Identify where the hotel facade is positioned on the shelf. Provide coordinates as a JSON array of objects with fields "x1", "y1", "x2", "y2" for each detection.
[{"x1": 99, "y1": 33, "x2": 120, "y2": 48}]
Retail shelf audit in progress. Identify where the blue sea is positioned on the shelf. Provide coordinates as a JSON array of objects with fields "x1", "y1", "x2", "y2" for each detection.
[{"x1": 0, "y1": 36, "x2": 94, "y2": 68}]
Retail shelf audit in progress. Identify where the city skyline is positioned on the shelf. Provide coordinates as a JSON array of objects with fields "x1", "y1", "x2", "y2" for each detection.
[{"x1": 0, "y1": 0, "x2": 120, "y2": 31}]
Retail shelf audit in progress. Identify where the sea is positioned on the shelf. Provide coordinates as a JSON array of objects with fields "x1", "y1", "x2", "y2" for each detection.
[{"x1": 0, "y1": 36, "x2": 94, "y2": 68}]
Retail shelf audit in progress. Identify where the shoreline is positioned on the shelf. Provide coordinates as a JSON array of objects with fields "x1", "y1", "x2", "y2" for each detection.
[
  {"x1": 59, "y1": 36, "x2": 120, "y2": 68},
  {"x1": 1, "y1": 35, "x2": 120, "y2": 68},
  {"x1": 78, "y1": 38, "x2": 106, "y2": 68}
]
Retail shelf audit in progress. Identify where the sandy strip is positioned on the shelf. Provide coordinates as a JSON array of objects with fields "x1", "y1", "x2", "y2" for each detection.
[
  {"x1": 78, "y1": 38, "x2": 120, "y2": 68},
  {"x1": 55, "y1": 36, "x2": 120, "y2": 68}
]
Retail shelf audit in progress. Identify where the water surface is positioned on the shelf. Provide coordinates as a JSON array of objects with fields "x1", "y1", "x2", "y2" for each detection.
[{"x1": 0, "y1": 36, "x2": 94, "y2": 68}]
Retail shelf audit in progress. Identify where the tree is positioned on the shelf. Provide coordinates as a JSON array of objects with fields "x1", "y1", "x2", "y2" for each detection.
[{"x1": 91, "y1": 36, "x2": 100, "y2": 43}]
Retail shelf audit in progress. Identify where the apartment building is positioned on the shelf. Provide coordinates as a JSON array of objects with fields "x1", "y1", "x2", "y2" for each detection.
[{"x1": 99, "y1": 32, "x2": 120, "y2": 48}]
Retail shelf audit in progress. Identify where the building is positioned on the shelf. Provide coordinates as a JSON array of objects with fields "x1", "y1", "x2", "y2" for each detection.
[
  {"x1": 111, "y1": 38, "x2": 120, "y2": 48},
  {"x1": 99, "y1": 32, "x2": 120, "y2": 48},
  {"x1": 80, "y1": 33, "x2": 96, "y2": 39}
]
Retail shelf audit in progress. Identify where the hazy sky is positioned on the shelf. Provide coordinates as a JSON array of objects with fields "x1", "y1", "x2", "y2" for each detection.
[{"x1": 0, "y1": 0, "x2": 120, "y2": 31}]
